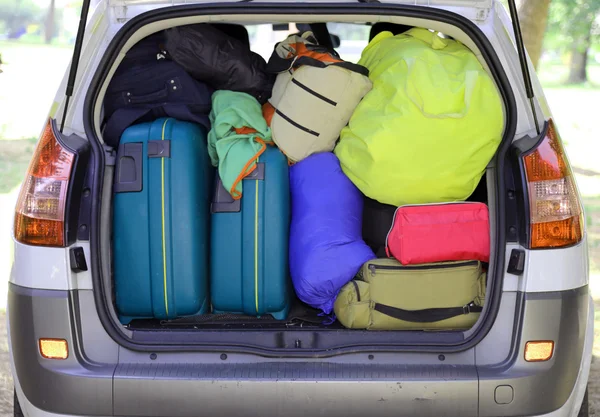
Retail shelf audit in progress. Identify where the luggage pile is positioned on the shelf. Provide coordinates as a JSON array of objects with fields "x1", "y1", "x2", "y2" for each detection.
[{"x1": 109, "y1": 23, "x2": 503, "y2": 331}]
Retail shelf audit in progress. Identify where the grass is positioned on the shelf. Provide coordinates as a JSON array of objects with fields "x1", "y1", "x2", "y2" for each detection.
[
  {"x1": 585, "y1": 196, "x2": 600, "y2": 273},
  {"x1": 537, "y1": 62, "x2": 600, "y2": 89},
  {"x1": 0, "y1": 139, "x2": 35, "y2": 193}
]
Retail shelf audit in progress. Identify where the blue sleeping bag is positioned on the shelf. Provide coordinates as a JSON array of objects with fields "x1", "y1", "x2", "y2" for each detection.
[{"x1": 289, "y1": 152, "x2": 376, "y2": 314}]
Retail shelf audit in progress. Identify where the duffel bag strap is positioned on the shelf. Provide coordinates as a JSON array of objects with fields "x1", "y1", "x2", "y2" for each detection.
[
  {"x1": 329, "y1": 61, "x2": 370, "y2": 77},
  {"x1": 373, "y1": 301, "x2": 483, "y2": 323},
  {"x1": 290, "y1": 56, "x2": 370, "y2": 77},
  {"x1": 267, "y1": 46, "x2": 369, "y2": 76}
]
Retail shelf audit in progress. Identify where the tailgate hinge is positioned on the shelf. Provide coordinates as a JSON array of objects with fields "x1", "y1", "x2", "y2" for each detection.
[
  {"x1": 113, "y1": 5, "x2": 129, "y2": 23},
  {"x1": 475, "y1": 8, "x2": 490, "y2": 21}
]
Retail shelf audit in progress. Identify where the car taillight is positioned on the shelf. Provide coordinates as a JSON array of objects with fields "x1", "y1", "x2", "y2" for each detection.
[
  {"x1": 14, "y1": 120, "x2": 74, "y2": 247},
  {"x1": 522, "y1": 120, "x2": 584, "y2": 249}
]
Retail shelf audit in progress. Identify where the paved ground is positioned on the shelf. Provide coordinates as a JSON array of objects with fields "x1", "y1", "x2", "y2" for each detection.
[
  {"x1": 0, "y1": 312, "x2": 12, "y2": 416},
  {"x1": 588, "y1": 277, "x2": 600, "y2": 416}
]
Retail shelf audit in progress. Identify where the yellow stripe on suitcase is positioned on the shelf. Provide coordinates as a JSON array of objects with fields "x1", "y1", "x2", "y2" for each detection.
[
  {"x1": 161, "y1": 119, "x2": 170, "y2": 316},
  {"x1": 254, "y1": 161, "x2": 259, "y2": 314}
]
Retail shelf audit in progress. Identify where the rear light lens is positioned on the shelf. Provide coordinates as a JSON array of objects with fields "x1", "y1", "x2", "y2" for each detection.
[
  {"x1": 524, "y1": 341, "x2": 554, "y2": 362},
  {"x1": 522, "y1": 120, "x2": 584, "y2": 249},
  {"x1": 39, "y1": 338, "x2": 69, "y2": 359},
  {"x1": 14, "y1": 120, "x2": 74, "y2": 247}
]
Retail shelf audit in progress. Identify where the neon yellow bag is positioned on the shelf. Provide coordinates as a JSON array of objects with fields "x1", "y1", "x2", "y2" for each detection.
[{"x1": 334, "y1": 28, "x2": 504, "y2": 206}]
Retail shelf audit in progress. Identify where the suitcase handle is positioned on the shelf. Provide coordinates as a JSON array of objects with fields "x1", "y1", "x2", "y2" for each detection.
[
  {"x1": 114, "y1": 142, "x2": 143, "y2": 193},
  {"x1": 211, "y1": 164, "x2": 265, "y2": 213},
  {"x1": 211, "y1": 178, "x2": 241, "y2": 213}
]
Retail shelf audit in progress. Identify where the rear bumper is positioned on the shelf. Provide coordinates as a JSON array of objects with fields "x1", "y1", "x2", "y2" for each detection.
[{"x1": 9, "y1": 283, "x2": 592, "y2": 417}]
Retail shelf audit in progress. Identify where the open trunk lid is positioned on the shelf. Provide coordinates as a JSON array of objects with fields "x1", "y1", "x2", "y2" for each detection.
[
  {"x1": 105, "y1": 0, "x2": 494, "y2": 23},
  {"x1": 107, "y1": 0, "x2": 493, "y2": 8}
]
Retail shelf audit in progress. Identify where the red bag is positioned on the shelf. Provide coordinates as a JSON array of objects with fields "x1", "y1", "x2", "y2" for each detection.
[{"x1": 385, "y1": 202, "x2": 490, "y2": 265}]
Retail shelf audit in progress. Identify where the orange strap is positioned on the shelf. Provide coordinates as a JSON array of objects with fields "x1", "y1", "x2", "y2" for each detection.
[
  {"x1": 234, "y1": 126, "x2": 258, "y2": 135},
  {"x1": 262, "y1": 103, "x2": 276, "y2": 127},
  {"x1": 289, "y1": 42, "x2": 343, "y2": 65},
  {"x1": 229, "y1": 136, "x2": 269, "y2": 200}
]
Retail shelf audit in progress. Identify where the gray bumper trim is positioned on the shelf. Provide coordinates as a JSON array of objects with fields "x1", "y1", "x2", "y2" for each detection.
[
  {"x1": 8, "y1": 284, "x2": 115, "y2": 416},
  {"x1": 8, "y1": 283, "x2": 589, "y2": 417},
  {"x1": 115, "y1": 363, "x2": 479, "y2": 416},
  {"x1": 478, "y1": 285, "x2": 589, "y2": 416}
]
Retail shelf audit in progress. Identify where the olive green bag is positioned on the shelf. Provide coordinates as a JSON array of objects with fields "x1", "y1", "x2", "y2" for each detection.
[{"x1": 334, "y1": 259, "x2": 486, "y2": 330}]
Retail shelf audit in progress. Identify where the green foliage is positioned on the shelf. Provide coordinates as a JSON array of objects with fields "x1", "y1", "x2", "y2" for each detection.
[{"x1": 545, "y1": 0, "x2": 600, "y2": 53}]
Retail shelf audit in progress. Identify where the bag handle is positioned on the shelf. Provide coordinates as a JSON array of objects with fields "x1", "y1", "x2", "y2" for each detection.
[
  {"x1": 125, "y1": 83, "x2": 169, "y2": 105},
  {"x1": 267, "y1": 40, "x2": 369, "y2": 76},
  {"x1": 291, "y1": 56, "x2": 369, "y2": 76},
  {"x1": 373, "y1": 301, "x2": 482, "y2": 323}
]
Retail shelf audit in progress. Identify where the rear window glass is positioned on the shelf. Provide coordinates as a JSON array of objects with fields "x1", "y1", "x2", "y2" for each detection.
[{"x1": 248, "y1": 23, "x2": 370, "y2": 63}]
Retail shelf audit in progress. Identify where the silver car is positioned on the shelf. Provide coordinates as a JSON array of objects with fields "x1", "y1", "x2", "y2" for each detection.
[{"x1": 8, "y1": 1, "x2": 593, "y2": 416}]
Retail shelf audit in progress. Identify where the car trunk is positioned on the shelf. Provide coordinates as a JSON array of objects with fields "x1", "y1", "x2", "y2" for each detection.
[{"x1": 84, "y1": 3, "x2": 518, "y2": 355}]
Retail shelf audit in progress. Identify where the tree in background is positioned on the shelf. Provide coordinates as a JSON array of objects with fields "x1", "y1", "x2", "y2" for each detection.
[
  {"x1": 517, "y1": 0, "x2": 552, "y2": 69},
  {"x1": 546, "y1": 0, "x2": 600, "y2": 84}
]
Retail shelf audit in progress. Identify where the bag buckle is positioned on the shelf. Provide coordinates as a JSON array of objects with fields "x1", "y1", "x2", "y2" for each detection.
[
  {"x1": 288, "y1": 55, "x2": 300, "y2": 72},
  {"x1": 463, "y1": 302, "x2": 475, "y2": 315}
]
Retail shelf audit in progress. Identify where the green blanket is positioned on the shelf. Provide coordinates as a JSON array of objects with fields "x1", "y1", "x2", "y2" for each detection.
[
  {"x1": 335, "y1": 28, "x2": 504, "y2": 206},
  {"x1": 208, "y1": 90, "x2": 273, "y2": 199}
]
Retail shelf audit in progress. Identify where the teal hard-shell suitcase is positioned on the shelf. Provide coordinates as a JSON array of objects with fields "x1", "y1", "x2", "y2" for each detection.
[
  {"x1": 210, "y1": 146, "x2": 291, "y2": 320},
  {"x1": 113, "y1": 118, "x2": 211, "y2": 324}
]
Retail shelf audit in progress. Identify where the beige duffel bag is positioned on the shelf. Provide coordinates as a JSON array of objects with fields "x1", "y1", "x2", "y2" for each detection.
[
  {"x1": 264, "y1": 32, "x2": 372, "y2": 163},
  {"x1": 334, "y1": 259, "x2": 486, "y2": 330}
]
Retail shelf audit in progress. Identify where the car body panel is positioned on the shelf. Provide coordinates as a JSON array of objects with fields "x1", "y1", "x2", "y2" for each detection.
[
  {"x1": 501, "y1": 239, "x2": 590, "y2": 293},
  {"x1": 10, "y1": 241, "x2": 93, "y2": 290},
  {"x1": 8, "y1": 282, "x2": 592, "y2": 416},
  {"x1": 7, "y1": 1, "x2": 592, "y2": 416}
]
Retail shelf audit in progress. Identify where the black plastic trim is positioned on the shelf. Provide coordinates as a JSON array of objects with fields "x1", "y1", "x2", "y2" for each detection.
[
  {"x1": 369, "y1": 260, "x2": 479, "y2": 272},
  {"x1": 83, "y1": 3, "x2": 518, "y2": 355},
  {"x1": 503, "y1": 152, "x2": 519, "y2": 242},
  {"x1": 69, "y1": 247, "x2": 88, "y2": 272},
  {"x1": 76, "y1": 153, "x2": 94, "y2": 241},
  {"x1": 506, "y1": 248, "x2": 525, "y2": 275},
  {"x1": 51, "y1": 119, "x2": 91, "y2": 246}
]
